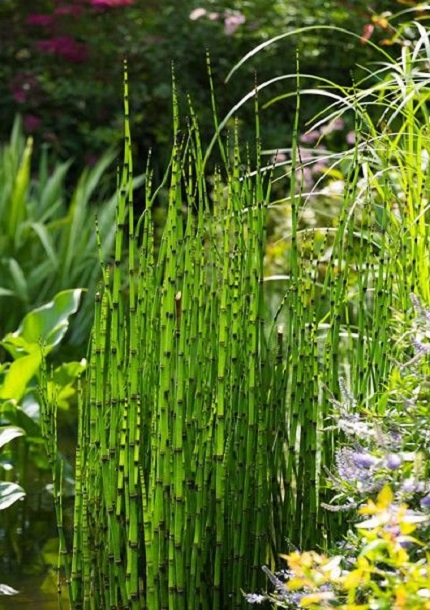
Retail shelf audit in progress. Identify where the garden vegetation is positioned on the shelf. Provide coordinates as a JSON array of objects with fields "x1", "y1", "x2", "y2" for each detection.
[{"x1": 0, "y1": 1, "x2": 430, "y2": 609}]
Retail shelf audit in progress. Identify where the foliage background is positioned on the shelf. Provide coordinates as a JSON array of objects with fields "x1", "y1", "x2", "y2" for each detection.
[
  {"x1": 1, "y1": 0, "x2": 430, "y2": 604},
  {"x1": 0, "y1": 0, "x2": 409, "y2": 180}
]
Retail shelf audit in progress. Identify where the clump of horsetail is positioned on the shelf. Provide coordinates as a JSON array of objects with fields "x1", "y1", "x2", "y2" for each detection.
[
  {"x1": 39, "y1": 62, "x2": 334, "y2": 609},
  {"x1": 39, "y1": 67, "x2": 275, "y2": 609},
  {"x1": 39, "y1": 45, "x2": 430, "y2": 608}
]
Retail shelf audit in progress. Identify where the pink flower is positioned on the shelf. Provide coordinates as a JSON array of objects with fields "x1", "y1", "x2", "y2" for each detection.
[
  {"x1": 360, "y1": 23, "x2": 374, "y2": 44},
  {"x1": 271, "y1": 151, "x2": 287, "y2": 164},
  {"x1": 9, "y1": 73, "x2": 39, "y2": 104},
  {"x1": 89, "y1": 0, "x2": 134, "y2": 6},
  {"x1": 300, "y1": 130, "x2": 320, "y2": 144},
  {"x1": 84, "y1": 153, "x2": 100, "y2": 166},
  {"x1": 36, "y1": 36, "x2": 88, "y2": 63},
  {"x1": 24, "y1": 115, "x2": 42, "y2": 133},
  {"x1": 321, "y1": 117, "x2": 345, "y2": 135},
  {"x1": 346, "y1": 131, "x2": 356, "y2": 145},
  {"x1": 224, "y1": 11, "x2": 245, "y2": 36},
  {"x1": 26, "y1": 14, "x2": 55, "y2": 26}
]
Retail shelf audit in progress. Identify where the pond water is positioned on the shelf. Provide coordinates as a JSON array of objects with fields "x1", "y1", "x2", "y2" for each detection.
[
  {"x1": 0, "y1": 574, "x2": 60, "y2": 610},
  {"x1": 0, "y1": 426, "x2": 76, "y2": 610}
]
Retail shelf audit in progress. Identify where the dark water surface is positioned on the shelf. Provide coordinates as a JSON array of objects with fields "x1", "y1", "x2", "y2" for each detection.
[{"x1": 0, "y1": 574, "x2": 60, "y2": 610}]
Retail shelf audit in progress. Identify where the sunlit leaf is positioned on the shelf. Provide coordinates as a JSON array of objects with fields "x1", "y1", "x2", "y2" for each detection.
[
  {"x1": 0, "y1": 584, "x2": 19, "y2": 596},
  {"x1": 46, "y1": 359, "x2": 87, "y2": 410},
  {"x1": 0, "y1": 481, "x2": 25, "y2": 510},
  {"x1": 0, "y1": 426, "x2": 25, "y2": 449},
  {"x1": 0, "y1": 351, "x2": 42, "y2": 402},
  {"x1": 3, "y1": 289, "x2": 83, "y2": 356},
  {"x1": 41, "y1": 537, "x2": 59, "y2": 567},
  {"x1": 0, "y1": 400, "x2": 41, "y2": 437}
]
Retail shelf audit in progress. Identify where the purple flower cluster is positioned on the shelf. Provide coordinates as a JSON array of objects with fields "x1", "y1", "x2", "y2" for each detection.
[
  {"x1": 24, "y1": 1, "x2": 134, "y2": 65},
  {"x1": 326, "y1": 367, "x2": 430, "y2": 513},
  {"x1": 335, "y1": 446, "x2": 382, "y2": 494},
  {"x1": 10, "y1": 0, "x2": 135, "y2": 138},
  {"x1": 36, "y1": 36, "x2": 88, "y2": 63}
]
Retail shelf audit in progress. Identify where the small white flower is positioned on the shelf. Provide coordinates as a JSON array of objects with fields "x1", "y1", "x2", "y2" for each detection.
[{"x1": 189, "y1": 7, "x2": 206, "y2": 20}]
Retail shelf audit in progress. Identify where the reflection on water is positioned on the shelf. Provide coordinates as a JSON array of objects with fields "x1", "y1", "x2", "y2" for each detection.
[
  {"x1": 0, "y1": 429, "x2": 76, "y2": 610},
  {"x1": 0, "y1": 573, "x2": 62, "y2": 610}
]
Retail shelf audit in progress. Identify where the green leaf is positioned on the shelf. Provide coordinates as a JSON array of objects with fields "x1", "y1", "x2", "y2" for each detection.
[
  {"x1": 41, "y1": 537, "x2": 59, "y2": 567},
  {"x1": 2, "y1": 289, "x2": 84, "y2": 357},
  {"x1": 29, "y1": 222, "x2": 58, "y2": 269},
  {"x1": 52, "y1": 359, "x2": 87, "y2": 386},
  {"x1": 0, "y1": 351, "x2": 42, "y2": 402},
  {"x1": 0, "y1": 401, "x2": 41, "y2": 437},
  {"x1": 8, "y1": 137, "x2": 32, "y2": 240},
  {"x1": 0, "y1": 426, "x2": 25, "y2": 449},
  {"x1": 7, "y1": 258, "x2": 28, "y2": 304},
  {"x1": 359, "y1": 538, "x2": 389, "y2": 559},
  {"x1": 47, "y1": 359, "x2": 87, "y2": 410},
  {"x1": 0, "y1": 481, "x2": 25, "y2": 510},
  {"x1": 0, "y1": 287, "x2": 16, "y2": 297}
]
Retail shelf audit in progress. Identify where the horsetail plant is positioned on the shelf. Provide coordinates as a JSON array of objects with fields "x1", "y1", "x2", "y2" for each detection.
[
  {"x1": 41, "y1": 23, "x2": 430, "y2": 608},
  {"x1": 41, "y1": 64, "x2": 315, "y2": 609}
]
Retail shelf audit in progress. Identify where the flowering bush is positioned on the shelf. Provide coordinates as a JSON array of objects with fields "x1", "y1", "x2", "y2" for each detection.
[
  {"x1": 245, "y1": 293, "x2": 430, "y2": 608},
  {"x1": 245, "y1": 485, "x2": 430, "y2": 608}
]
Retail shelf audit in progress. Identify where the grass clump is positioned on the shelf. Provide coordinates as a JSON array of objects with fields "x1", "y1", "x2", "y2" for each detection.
[{"x1": 0, "y1": 117, "x2": 121, "y2": 350}]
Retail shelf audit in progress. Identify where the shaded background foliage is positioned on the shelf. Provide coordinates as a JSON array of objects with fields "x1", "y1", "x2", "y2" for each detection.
[
  {"x1": 0, "y1": 0, "x2": 417, "y2": 349},
  {"x1": 0, "y1": 0, "x2": 412, "y2": 181}
]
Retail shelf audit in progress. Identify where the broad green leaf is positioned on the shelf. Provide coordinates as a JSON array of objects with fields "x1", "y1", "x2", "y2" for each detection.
[
  {"x1": 46, "y1": 359, "x2": 87, "y2": 410},
  {"x1": 40, "y1": 570, "x2": 58, "y2": 596},
  {"x1": 0, "y1": 401, "x2": 41, "y2": 437},
  {"x1": 41, "y1": 537, "x2": 59, "y2": 567},
  {"x1": 0, "y1": 426, "x2": 25, "y2": 449},
  {"x1": 1, "y1": 335, "x2": 36, "y2": 359},
  {"x1": 17, "y1": 288, "x2": 83, "y2": 347},
  {"x1": 0, "y1": 481, "x2": 25, "y2": 510},
  {"x1": 0, "y1": 351, "x2": 42, "y2": 401},
  {"x1": 52, "y1": 359, "x2": 87, "y2": 386},
  {"x1": 2, "y1": 289, "x2": 83, "y2": 356}
]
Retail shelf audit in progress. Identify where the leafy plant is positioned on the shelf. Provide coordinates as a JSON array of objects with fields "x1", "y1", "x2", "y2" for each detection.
[
  {"x1": 0, "y1": 116, "x2": 119, "y2": 352},
  {"x1": 243, "y1": 297, "x2": 430, "y2": 609},
  {"x1": 0, "y1": 0, "x2": 416, "y2": 176},
  {"x1": 0, "y1": 290, "x2": 85, "y2": 572}
]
